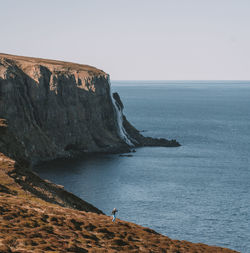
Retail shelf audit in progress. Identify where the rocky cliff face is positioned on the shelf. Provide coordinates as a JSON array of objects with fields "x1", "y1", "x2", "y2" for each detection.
[
  {"x1": 0, "y1": 54, "x2": 238, "y2": 252},
  {"x1": 0, "y1": 53, "x2": 179, "y2": 165}
]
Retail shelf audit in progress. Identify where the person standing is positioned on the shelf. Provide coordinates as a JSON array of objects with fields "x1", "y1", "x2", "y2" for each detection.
[{"x1": 111, "y1": 208, "x2": 118, "y2": 222}]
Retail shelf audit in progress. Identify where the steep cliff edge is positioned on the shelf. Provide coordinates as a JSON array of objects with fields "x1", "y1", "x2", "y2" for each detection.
[
  {"x1": 0, "y1": 54, "x2": 238, "y2": 252},
  {"x1": 0, "y1": 53, "x2": 179, "y2": 165}
]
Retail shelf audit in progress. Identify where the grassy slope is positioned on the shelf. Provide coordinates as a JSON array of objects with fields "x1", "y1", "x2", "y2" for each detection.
[{"x1": 0, "y1": 153, "x2": 239, "y2": 253}]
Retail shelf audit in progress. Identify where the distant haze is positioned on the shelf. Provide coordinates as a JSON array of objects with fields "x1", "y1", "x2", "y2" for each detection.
[{"x1": 1, "y1": 0, "x2": 250, "y2": 80}]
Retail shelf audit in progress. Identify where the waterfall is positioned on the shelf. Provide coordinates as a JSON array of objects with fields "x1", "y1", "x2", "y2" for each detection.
[{"x1": 108, "y1": 80, "x2": 134, "y2": 147}]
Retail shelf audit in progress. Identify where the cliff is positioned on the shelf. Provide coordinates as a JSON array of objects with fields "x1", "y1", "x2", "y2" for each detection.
[
  {"x1": 0, "y1": 53, "x2": 179, "y2": 166},
  {"x1": 0, "y1": 54, "x2": 237, "y2": 252}
]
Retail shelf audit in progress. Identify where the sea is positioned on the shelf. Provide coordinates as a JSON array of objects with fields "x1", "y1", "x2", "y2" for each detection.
[{"x1": 35, "y1": 81, "x2": 250, "y2": 252}]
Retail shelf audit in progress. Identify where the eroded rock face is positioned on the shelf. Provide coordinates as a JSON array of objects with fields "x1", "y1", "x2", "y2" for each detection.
[
  {"x1": 0, "y1": 53, "x2": 180, "y2": 165},
  {"x1": 0, "y1": 54, "x2": 130, "y2": 164},
  {"x1": 112, "y1": 92, "x2": 180, "y2": 148}
]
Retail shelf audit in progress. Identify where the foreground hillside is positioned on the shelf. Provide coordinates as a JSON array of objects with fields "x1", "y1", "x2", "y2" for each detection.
[
  {"x1": 0, "y1": 192, "x2": 238, "y2": 253},
  {"x1": 0, "y1": 153, "x2": 239, "y2": 252}
]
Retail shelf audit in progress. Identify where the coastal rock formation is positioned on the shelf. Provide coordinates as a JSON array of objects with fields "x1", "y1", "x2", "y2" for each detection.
[
  {"x1": 0, "y1": 53, "x2": 237, "y2": 252},
  {"x1": 112, "y1": 92, "x2": 180, "y2": 148},
  {"x1": 0, "y1": 53, "x2": 179, "y2": 165}
]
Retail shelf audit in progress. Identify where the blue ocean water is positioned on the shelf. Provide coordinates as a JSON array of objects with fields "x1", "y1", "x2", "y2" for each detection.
[{"x1": 35, "y1": 81, "x2": 250, "y2": 252}]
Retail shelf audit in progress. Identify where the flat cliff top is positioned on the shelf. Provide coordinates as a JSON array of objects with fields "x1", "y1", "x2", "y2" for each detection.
[{"x1": 0, "y1": 53, "x2": 106, "y2": 77}]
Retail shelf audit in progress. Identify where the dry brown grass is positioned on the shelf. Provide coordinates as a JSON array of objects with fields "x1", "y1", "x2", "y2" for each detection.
[
  {"x1": 0, "y1": 152, "x2": 239, "y2": 252},
  {"x1": 0, "y1": 193, "x2": 239, "y2": 252},
  {"x1": 0, "y1": 53, "x2": 105, "y2": 77}
]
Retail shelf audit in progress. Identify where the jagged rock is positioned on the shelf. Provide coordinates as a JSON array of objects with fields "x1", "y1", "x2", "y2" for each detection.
[
  {"x1": 112, "y1": 92, "x2": 181, "y2": 147},
  {"x1": 122, "y1": 114, "x2": 180, "y2": 147},
  {"x1": 112, "y1": 92, "x2": 124, "y2": 110},
  {"x1": 119, "y1": 154, "x2": 133, "y2": 157}
]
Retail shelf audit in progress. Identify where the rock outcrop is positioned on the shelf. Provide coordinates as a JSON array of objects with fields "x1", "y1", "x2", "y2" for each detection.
[
  {"x1": 0, "y1": 53, "x2": 180, "y2": 166},
  {"x1": 112, "y1": 92, "x2": 180, "y2": 147}
]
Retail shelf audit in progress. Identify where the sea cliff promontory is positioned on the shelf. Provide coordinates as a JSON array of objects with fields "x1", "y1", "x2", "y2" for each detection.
[
  {"x1": 0, "y1": 53, "x2": 179, "y2": 166},
  {"x1": 0, "y1": 54, "x2": 237, "y2": 252}
]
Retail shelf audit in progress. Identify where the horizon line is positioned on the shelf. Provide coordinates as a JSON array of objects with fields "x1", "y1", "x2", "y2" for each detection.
[{"x1": 111, "y1": 80, "x2": 250, "y2": 82}]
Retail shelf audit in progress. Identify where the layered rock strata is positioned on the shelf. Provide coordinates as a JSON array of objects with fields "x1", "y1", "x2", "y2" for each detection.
[{"x1": 0, "y1": 53, "x2": 179, "y2": 166}]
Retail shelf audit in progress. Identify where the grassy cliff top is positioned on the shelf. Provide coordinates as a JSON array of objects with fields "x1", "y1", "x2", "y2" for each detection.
[{"x1": 0, "y1": 53, "x2": 106, "y2": 77}]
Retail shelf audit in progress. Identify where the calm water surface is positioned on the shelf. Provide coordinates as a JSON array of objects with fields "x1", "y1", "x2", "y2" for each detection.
[{"x1": 35, "y1": 81, "x2": 250, "y2": 252}]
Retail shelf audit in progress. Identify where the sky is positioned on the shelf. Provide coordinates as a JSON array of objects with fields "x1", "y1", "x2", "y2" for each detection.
[{"x1": 1, "y1": 0, "x2": 250, "y2": 80}]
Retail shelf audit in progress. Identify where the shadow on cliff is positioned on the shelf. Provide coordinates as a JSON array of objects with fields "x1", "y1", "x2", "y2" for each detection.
[
  {"x1": 0, "y1": 58, "x2": 179, "y2": 215},
  {"x1": 0, "y1": 60, "x2": 130, "y2": 165},
  {"x1": 0, "y1": 59, "x2": 180, "y2": 167},
  {"x1": 0, "y1": 119, "x2": 103, "y2": 214}
]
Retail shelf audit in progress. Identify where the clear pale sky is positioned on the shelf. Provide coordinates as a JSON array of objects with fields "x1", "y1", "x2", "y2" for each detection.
[{"x1": 1, "y1": 0, "x2": 250, "y2": 80}]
